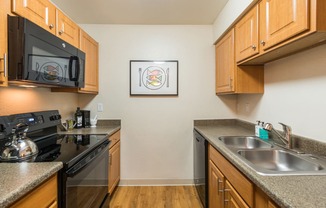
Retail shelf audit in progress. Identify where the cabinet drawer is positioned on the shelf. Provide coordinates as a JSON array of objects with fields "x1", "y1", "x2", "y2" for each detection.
[
  {"x1": 109, "y1": 130, "x2": 120, "y2": 148},
  {"x1": 209, "y1": 145, "x2": 253, "y2": 207},
  {"x1": 10, "y1": 173, "x2": 57, "y2": 208}
]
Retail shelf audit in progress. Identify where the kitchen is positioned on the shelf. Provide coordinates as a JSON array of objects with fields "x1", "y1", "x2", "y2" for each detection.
[{"x1": 1, "y1": 0, "x2": 326, "y2": 207}]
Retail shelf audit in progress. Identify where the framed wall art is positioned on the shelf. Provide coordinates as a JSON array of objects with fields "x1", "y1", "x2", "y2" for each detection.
[{"x1": 130, "y1": 60, "x2": 178, "y2": 96}]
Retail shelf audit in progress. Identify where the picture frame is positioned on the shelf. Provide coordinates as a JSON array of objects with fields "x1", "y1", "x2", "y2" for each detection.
[{"x1": 130, "y1": 60, "x2": 179, "y2": 96}]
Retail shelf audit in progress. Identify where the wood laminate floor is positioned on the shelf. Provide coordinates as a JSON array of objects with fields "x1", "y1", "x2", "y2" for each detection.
[{"x1": 109, "y1": 186, "x2": 203, "y2": 208}]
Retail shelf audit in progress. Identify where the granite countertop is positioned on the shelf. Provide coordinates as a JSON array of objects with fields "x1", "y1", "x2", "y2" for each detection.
[
  {"x1": 58, "y1": 119, "x2": 121, "y2": 136},
  {"x1": 0, "y1": 162, "x2": 63, "y2": 207},
  {"x1": 194, "y1": 119, "x2": 326, "y2": 208}
]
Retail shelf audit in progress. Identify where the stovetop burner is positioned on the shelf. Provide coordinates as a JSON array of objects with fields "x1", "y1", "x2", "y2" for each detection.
[{"x1": 35, "y1": 134, "x2": 108, "y2": 168}]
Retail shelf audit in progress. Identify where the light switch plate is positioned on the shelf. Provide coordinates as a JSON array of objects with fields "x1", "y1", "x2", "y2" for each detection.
[{"x1": 97, "y1": 103, "x2": 104, "y2": 112}]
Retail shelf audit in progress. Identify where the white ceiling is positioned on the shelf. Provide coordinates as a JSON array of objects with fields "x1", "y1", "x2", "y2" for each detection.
[{"x1": 50, "y1": 0, "x2": 229, "y2": 25}]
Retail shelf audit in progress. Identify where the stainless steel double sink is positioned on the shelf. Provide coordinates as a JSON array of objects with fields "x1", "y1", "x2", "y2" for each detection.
[{"x1": 218, "y1": 136, "x2": 326, "y2": 175}]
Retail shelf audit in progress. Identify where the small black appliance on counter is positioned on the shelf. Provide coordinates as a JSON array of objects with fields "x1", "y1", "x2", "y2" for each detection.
[{"x1": 81, "y1": 110, "x2": 90, "y2": 128}]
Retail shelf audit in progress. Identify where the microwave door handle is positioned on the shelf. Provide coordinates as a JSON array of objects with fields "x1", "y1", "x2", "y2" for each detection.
[{"x1": 68, "y1": 56, "x2": 80, "y2": 82}]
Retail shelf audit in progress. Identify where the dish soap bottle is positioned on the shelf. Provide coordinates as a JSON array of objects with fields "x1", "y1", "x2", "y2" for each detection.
[
  {"x1": 259, "y1": 122, "x2": 269, "y2": 140},
  {"x1": 255, "y1": 120, "x2": 261, "y2": 137},
  {"x1": 75, "y1": 107, "x2": 83, "y2": 129}
]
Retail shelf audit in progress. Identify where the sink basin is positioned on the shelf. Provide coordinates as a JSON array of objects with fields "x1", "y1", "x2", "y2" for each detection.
[
  {"x1": 218, "y1": 136, "x2": 272, "y2": 149},
  {"x1": 237, "y1": 149, "x2": 326, "y2": 175}
]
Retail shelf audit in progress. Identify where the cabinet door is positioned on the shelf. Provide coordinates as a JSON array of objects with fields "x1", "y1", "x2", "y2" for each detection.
[
  {"x1": 0, "y1": 0, "x2": 10, "y2": 86},
  {"x1": 235, "y1": 5, "x2": 259, "y2": 62},
  {"x1": 260, "y1": 0, "x2": 309, "y2": 51},
  {"x1": 208, "y1": 160, "x2": 224, "y2": 208},
  {"x1": 79, "y1": 30, "x2": 99, "y2": 93},
  {"x1": 224, "y1": 180, "x2": 249, "y2": 208},
  {"x1": 11, "y1": 174, "x2": 57, "y2": 208},
  {"x1": 109, "y1": 141, "x2": 120, "y2": 194},
  {"x1": 215, "y1": 29, "x2": 235, "y2": 93},
  {"x1": 12, "y1": 0, "x2": 56, "y2": 34},
  {"x1": 56, "y1": 9, "x2": 79, "y2": 48}
]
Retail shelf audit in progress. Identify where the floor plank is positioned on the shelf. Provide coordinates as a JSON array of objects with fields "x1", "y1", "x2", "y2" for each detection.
[{"x1": 109, "y1": 186, "x2": 203, "y2": 208}]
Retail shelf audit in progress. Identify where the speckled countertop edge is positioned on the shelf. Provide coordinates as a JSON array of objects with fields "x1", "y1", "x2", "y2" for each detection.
[
  {"x1": 58, "y1": 119, "x2": 121, "y2": 136},
  {"x1": 194, "y1": 119, "x2": 326, "y2": 208},
  {"x1": 0, "y1": 162, "x2": 63, "y2": 208}
]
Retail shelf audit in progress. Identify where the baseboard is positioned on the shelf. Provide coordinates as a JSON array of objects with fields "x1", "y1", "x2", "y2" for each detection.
[{"x1": 119, "y1": 179, "x2": 194, "y2": 186}]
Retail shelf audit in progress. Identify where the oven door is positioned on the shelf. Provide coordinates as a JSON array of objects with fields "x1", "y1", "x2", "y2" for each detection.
[{"x1": 64, "y1": 141, "x2": 109, "y2": 208}]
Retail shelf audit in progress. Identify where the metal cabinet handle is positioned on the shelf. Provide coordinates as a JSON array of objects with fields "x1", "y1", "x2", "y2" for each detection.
[
  {"x1": 229, "y1": 77, "x2": 233, "y2": 89},
  {"x1": 49, "y1": 24, "x2": 54, "y2": 29},
  {"x1": 218, "y1": 179, "x2": 223, "y2": 192},
  {"x1": 0, "y1": 53, "x2": 7, "y2": 77},
  {"x1": 109, "y1": 153, "x2": 112, "y2": 166},
  {"x1": 260, "y1": 40, "x2": 266, "y2": 46},
  {"x1": 224, "y1": 188, "x2": 231, "y2": 204},
  {"x1": 59, "y1": 30, "x2": 64, "y2": 35},
  {"x1": 252, "y1": 45, "x2": 257, "y2": 50}
]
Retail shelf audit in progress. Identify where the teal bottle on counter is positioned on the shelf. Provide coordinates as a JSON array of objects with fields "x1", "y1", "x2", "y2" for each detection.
[{"x1": 75, "y1": 107, "x2": 83, "y2": 129}]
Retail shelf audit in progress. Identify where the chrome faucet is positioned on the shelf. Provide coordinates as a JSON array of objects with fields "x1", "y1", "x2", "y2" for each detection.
[{"x1": 263, "y1": 122, "x2": 292, "y2": 149}]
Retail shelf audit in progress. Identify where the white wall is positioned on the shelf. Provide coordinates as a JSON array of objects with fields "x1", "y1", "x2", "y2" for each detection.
[
  {"x1": 78, "y1": 24, "x2": 237, "y2": 185},
  {"x1": 237, "y1": 44, "x2": 326, "y2": 143},
  {"x1": 212, "y1": 0, "x2": 253, "y2": 41}
]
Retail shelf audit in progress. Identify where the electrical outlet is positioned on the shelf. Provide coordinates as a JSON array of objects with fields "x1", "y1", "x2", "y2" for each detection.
[
  {"x1": 97, "y1": 103, "x2": 103, "y2": 112},
  {"x1": 245, "y1": 103, "x2": 250, "y2": 113}
]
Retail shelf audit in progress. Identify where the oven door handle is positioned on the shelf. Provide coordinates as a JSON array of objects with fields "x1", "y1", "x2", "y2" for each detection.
[{"x1": 66, "y1": 141, "x2": 109, "y2": 177}]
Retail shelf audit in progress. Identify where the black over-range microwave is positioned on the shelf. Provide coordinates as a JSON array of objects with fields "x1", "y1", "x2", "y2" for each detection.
[{"x1": 7, "y1": 16, "x2": 85, "y2": 88}]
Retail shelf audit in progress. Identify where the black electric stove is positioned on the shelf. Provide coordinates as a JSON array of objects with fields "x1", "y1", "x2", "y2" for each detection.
[
  {"x1": 34, "y1": 133, "x2": 108, "y2": 168},
  {"x1": 0, "y1": 110, "x2": 110, "y2": 208}
]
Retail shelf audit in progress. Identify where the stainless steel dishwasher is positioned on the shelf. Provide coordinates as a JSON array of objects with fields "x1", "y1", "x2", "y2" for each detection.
[{"x1": 193, "y1": 129, "x2": 208, "y2": 207}]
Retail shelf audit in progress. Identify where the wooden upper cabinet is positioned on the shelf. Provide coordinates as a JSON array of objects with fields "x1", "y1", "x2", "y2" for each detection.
[
  {"x1": 216, "y1": 28, "x2": 264, "y2": 95},
  {"x1": 215, "y1": 29, "x2": 235, "y2": 94},
  {"x1": 56, "y1": 9, "x2": 79, "y2": 48},
  {"x1": 52, "y1": 29, "x2": 99, "y2": 94},
  {"x1": 12, "y1": 0, "x2": 56, "y2": 34},
  {"x1": 236, "y1": 0, "x2": 326, "y2": 64},
  {"x1": 235, "y1": 5, "x2": 259, "y2": 62},
  {"x1": 259, "y1": 0, "x2": 309, "y2": 51},
  {"x1": 79, "y1": 30, "x2": 99, "y2": 93}
]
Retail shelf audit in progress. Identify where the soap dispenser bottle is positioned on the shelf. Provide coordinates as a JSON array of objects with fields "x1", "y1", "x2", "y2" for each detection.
[
  {"x1": 259, "y1": 122, "x2": 269, "y2": 140},
  {"x1": 255, "y1": 120, "x2": 261, "y2": 137}
]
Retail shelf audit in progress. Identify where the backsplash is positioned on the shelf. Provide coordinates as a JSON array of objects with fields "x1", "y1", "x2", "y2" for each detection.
[{"x1": 0, "y1": 87, "x2": 78, "y2": 119}]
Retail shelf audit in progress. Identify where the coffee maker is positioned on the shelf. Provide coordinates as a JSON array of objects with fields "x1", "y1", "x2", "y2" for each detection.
[{"x1": 80, "y1": 110, "x2": 90, "y2": 128}]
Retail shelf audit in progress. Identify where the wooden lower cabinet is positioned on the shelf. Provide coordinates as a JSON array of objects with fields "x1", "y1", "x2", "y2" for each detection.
[
  {"x1": 108, "y1": 130, "x2": 121, "y2": 194},
  {"x1": 225, "y1": 180, "x2": 249, "y2": 208},
  {"x1": 209, "y1": 160, "x2": 224, "y2": 208},
  {"x1": 10, "y1": 173, "x2": 58, "y2": 208},
  {"x1": 255, "y1": 187, "x2": 279, "y2": 208},
  {"x1": 208, "y1": 144, "x2": 279, "y2": 208}
]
